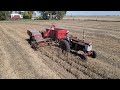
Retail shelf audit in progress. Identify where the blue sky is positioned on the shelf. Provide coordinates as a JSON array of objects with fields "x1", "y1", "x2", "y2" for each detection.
[
  {"x1": 19, "y1": 11, "x2": 120, "y2": 16},
  {"x1": 66, "y1": 11, "x2": 120, "y2": 16}
]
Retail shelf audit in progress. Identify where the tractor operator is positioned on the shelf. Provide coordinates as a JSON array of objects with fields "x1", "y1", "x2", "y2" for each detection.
[
  {"x1": 66, "y1": 31, "x2": 72, "y2": 41},
  {"x1": 51, "y1": 25, "x2": 55, "y2": 30}
]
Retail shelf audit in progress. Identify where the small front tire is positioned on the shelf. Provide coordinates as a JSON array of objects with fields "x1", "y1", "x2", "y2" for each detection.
[{"x1": 91, "y1": 51, "x2": 97, "y2": 58}]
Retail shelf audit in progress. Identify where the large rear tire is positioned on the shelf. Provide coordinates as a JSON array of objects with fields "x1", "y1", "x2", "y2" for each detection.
[{"x1": 59, "y1": 40, "x2": 70, "y2": 52}]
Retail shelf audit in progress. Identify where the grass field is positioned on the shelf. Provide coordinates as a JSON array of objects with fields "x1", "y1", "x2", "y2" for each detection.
[{"x1": 0, "y1": 16, "x2": 120, "y2": 79}]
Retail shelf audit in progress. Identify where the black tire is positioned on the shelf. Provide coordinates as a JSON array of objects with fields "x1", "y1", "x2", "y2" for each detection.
[
  {"x1": 55, "y1": 39, "x2": 59, "y2": 43},
  {"x1": 28, "y1": 39, "x2": 31, "y2": 44},
  {"x1": 91, "y1": 51, "x2": 97, "y2": 58},
  {"x1": 31, "y1": 41, "x2": 38, "y2": 51},
  {"x1": 82, "y1": 54, "x2": 87, "y2": 61},
  {"x1": 29, "y1": 36, "x2": 34, "y2": 45},
  {"x1": 59, "y1": 40, "x2": 70, "y2": 52}
]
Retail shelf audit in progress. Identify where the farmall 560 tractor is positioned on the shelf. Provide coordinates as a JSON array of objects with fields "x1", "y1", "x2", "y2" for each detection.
[{"x1": 27, "y1": 25, "x2": 97, "y2": 60}]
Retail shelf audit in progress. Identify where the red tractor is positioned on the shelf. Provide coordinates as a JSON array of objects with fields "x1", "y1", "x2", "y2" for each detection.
[{"x1": 27, "y1": 25, "x2": 97, "y2": 60}]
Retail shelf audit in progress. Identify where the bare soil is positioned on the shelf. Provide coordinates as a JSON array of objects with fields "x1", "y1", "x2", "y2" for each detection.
[{"x1": 0, "y1": 16, "x2": 120, "y2": 79}]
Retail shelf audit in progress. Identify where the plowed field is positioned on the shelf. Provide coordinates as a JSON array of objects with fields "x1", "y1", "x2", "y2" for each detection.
[{"x1": 0, "y1": 17, "x2": 120, "y2": 79}]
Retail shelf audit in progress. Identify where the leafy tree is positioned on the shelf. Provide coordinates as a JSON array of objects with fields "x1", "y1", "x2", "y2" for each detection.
[
  {"x1": 23, "y1": 11, "x2": 32, "y2": 19},
  {"x1": 0, "y1": 11, "x2": 10, "y2": 20},
  {"x1": 39, "y1": 11, "x2": 67, "y2": 20},
  {"x1": 40, "y1": 11, "x2": 50, "y2": 20},
  {"x1": 56, "y1": 11, "x2": 66, "y2": 20},
  {"x1": 28, "y1": 11, "x2": 32, "y2": 18}
]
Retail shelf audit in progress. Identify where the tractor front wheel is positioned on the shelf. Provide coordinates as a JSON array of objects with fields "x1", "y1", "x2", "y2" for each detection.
[{"x1": 91, "y1": 51, "x2": 97, "y2": 58}]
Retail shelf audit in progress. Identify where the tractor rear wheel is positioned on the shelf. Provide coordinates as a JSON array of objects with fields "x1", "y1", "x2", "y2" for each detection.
[
  {"x1": 91, "y1": 51, "x2": 97, "y2": 58},
  {"x1": 59, "y1": 40, "x2": 70, "y2": 52}
]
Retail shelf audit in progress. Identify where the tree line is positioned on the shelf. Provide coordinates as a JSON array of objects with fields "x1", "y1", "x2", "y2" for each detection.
[{"x1": 0, "y1": 11, "x2": 67, "y2": 20}]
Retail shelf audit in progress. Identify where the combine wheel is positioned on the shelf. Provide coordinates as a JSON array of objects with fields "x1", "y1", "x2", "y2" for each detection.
[{"x1": 59, "y1": 40, "x2": 70, "y2": 52}]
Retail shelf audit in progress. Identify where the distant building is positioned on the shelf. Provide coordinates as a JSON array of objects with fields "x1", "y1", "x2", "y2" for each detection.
[
  {"x1": 10, "y1": 11, "x2": 23, "y2": 20},
  {"x1": 10, "y1": 11, "x2": 41, "y2": 20},
  {"x1": 10, "y1": 13, "x2": 23, "y2": 20}
]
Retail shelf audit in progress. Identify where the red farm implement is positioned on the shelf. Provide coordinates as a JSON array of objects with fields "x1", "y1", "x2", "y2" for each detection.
[{"x1": 27, "y1": 25, "x2": 97, "y2": 60}]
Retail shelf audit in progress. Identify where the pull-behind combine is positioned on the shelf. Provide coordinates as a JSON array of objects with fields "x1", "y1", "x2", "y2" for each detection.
[{"x1": 27, "y1": 25, "x2": 97, "y2": 60}]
